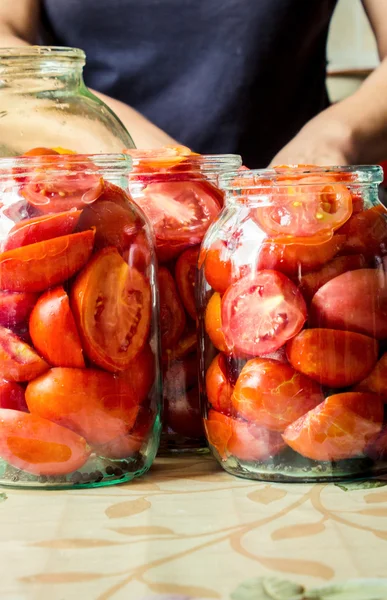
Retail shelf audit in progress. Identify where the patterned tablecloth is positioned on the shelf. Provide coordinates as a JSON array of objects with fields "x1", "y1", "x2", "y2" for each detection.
[{"x1": 1, "y1": 454, "x2": 387, "y2": 600}]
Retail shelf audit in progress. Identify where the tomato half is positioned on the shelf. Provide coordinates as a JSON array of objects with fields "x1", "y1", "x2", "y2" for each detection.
[
  {"x1": 299, "y1": 254, "x2": 366, "y2": 302},
  {"x1": 158, "y1": 267, "x2": 186, "y2": 352},
  {"x1": 206, "y1": 354, "x2": 234, "y2": 414},
  {"x1": 26, "y1": 367, "x2": 140, "y2": 446},
  {"x1": 3, "y1": 210, "x2": 81, "y2": 251},
  {"x1": 0, "y1": 409, "x2": 90, "y2": 476},
  {"x1": 175, "y1": 246, "x2": 200, "y2": 319},
  {"x1": 94, "y1": 406, "x2": 154, "y2": 459},
  {"x1": 0, "y1": 291, "x2": 38, "y2": 328},
  {"x1": 356, "y1": 352, "x2": 387, "y2": 399},
  {"x1": 205, "y1": 292, "x2": 228, "y2": 353},
  {"x1": 310, "y1": 269, "x2": 387, "y2": 339},
  {"x1": 71, "y1": 247, "x2": 151, "y2": 372},
  {"x1": 283, "y1": 392, "x2": 383, "y2": 462},
  {"x1": 0, "y1": 326, "x2": 49, "y2": 382},
  {"x1": 29, "y1": 286, "x2": 85, "y2": 368},
  {"x1": 0, "y1": 230, "x2": 95, "y2": 293},
  {"x1": 232, "y1": 358, "x2": 324, "y2": 432},
  {"x1": 77, "y1": 200, "x2": 138, "y2": 253},
  {"x1": 338, "y1": 205, "x2": 387, "y2": 259},
  {"x1": 287, "y1": 329, "x2": 378, "y2": 388},
  {"x1": 205, "y1": 410, "x2": 285, "y2": 461},
  {"x1": 221, "y1": 270, "x2": 307, "y2": 356},
  {"x1": 0, "y1": 380, "x2": 28, "y2": 411}
]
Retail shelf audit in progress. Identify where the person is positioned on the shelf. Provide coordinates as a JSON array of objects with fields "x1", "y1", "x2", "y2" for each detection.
[{"x1": 0, "y1": 0, "x2": 387, "y2": 167}]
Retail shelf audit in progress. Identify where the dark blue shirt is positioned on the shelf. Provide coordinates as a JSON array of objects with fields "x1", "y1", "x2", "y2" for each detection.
[{"x1": 41, "y1": 0, "x2": 337, "y2": 166}]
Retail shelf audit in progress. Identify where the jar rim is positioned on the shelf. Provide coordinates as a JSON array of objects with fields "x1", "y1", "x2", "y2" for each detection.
[
  {"x1": 220, "y1": 165, "x2": 384, "y2": 190},
  {"x1": 0, "y1": 46, "x2": 85, "y2": 62},
  {"x1": 127, "y1": 151, "x2": 242, "y2": 173}
]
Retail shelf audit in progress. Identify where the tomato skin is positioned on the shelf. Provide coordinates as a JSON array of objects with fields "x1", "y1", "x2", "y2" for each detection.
[
  {"x1": 204, "y1": 241, "x2": 233, "y2": 294},
  {"x1": 0, "y1": 230, "x2": 95, "y2": 293},
  {"x1": 205, "y1": 410, "x2": 285, "y2": 461},
  {"x1": 356, "y1": 352, "x2": 387, "y2": 399},
  {"x1": 71, "y1": 247, "x2": 151, "y2": 372},
  {"x1": 221, "y1": 270, "x2": 307, "y2": 357},
  {"x1": 232, "y1": 358, "x2": 324, "y2": 432},
  {"x1": 287, "y1": 329, "x2": 378, "y2": 388},
  {"x1": 26, "y1": 367, "x2": 140, "y2": 446},
  {"x1": 0, "y1": 380, "x2": 28, "y2": 411},
  {"x1": 175, "y1": 246, "x2": 200, "y2": 319},
  {"x1": 206, "y1": 354, "x2": 234, "y2": 414},
  {"x1": 283, "y1": 392, "x2": 383, "y2": 462},
  {"x1": 118, "y1": 344, "x2": 155, "y2": 404},
  {"x1": 338, "y1": 205, "x2": 387, "y2": 258},
  {"x1": 299, "y1": 254, "x2": 366, "y2": 302},
  {"x1": 94, "y1": 406, "x2": 154, "y2": 459},
  {"x1": 205, "y1": 292, "x2": 228, "y2": 353},
  {"x1": 310, "y1": 269, "x2": 387, "y2": 340},
  {"x1": 77, "y1": 200, "x2": 138, "y2": 253},
  {"x1": 158, "y1": 267, "x2": 186, "y2": 352},
  {"x1": 29, "y1": 286, "x2": 85, "y2": 368},
  {"x1": 0, "y1": 408, "x2": 90, "y2": 476},
  {"x1": 257, "y1": 235, "x2": 346, "y2": 277},
  {"x1": 0, "y1": 291, "x2": 38, "y2": 328},
  {"x1": 0, "y1": 326, "x2": 49, "y2": 382},
  {"x1": 3, "y1": 210, "x2": 81, "y2": 251}
]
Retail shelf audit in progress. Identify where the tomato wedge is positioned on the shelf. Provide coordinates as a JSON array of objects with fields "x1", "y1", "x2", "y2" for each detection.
[
  {"x1": 206, "y1": 354, "x2": 234, "y2": 414},
  {"x1": 3, "y1": 210, "x2": 81, "y2": 251},
  {"x1": 29, "y1": 286, "x2": 85, "y2": 368},
  {"x1": 71, "y1": 247, "x2": 151, "y2": 372},
  {"x1": 221, "y1": 270, "x2": 307, "y2": 356},
  {"x1": 0, "y1": 230, "x2": 95, "y2": 293},
  {"x1": 175, "y1": 246, "x2": 200, "y2": 319},
  {"x1": 283, "y1": 392, "x2": 383, "y2": 462},
  {"x1": 158, "y1": 267, "x2": 186, "y2": 352},
  {"x1": 0, "y1": 409, "x2": 90, "y2": 476},
  {"x1": 0, "y1": 325, "x2": 49, "y2": 382},
  {"x1": 0, "y1": 291, "x2": 38, "y2": 328}
]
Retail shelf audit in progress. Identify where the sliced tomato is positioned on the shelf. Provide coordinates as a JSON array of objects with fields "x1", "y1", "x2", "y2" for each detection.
[
  {"x1": 158, "y1": 267, "x2": 186, "y2": 352},
  {"x1": 205, "y1": 292, "x2": 228, "y2": 353},
  {"x1": 221, "y1": 270, "x2": 307, "y2": 357},
  {"x1": 0, "y1": 325, "x2": 49, "y2": 382},
  {"x1": 299, "y1": 254, "x2": 366, "y2": 301},
  {"x1": 206, "y1": 354, "x2": 234, "y2": 414},
  {"x1": 0, "y1": 409, "x2": 90, "y2": 476},
  {"x1": 232, "y1": 358, "x2": 323, "y2": 432},
  {"x1": 126, "y1": 145, "x2": 194, "y2": 172},
  {"x1": 0, "y1": 291, "x2": 38, "y2": 328},
  {"x1": 287, "y1": 329, "x2": 378, "y2": 388},
  {"x1": 71, "y1": 247, "x2": 151, "y2": 372},
  {"x1": 94, "y1": 406, "x2": 155, "y2": 459},
  {"x1": 26, "y1": 367, "x2": 140, "y2": 446},
  {"x1": 29, "y1": 286, "x2": 85, "y2": 368},
  {"x1": 356, "y1": 352, "x2": 387, "y2": 399},
  {"x1": 205, "y1": 410, "x2": 285, "y2": 462},
  {"x1": 3, "y1": 210, "x2": 82, "y2": 251},
  {"x1": 0, "y1": 230, "x2": 95, "y2": 293},
  {"x1": 203, "y1": 240, "x2": 233, "y2": 294},
  {"x1": 338, "y1": 205, "x2": 387, "y2": 258},
  {"x1": 0, "y1": 380, "x2": 28, "y2": 411},
  {"x1": 175, "y1": 246, "x2": 199, "y2": 319},
  {"x1": 310, "y1": 269, "x2": 387, "y2": 339},
  {"x1": 283, "y1": 392, "x2": 383, "y2": 462}
]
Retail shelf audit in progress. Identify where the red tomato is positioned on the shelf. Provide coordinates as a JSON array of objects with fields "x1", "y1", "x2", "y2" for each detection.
[
  {"x1": 0, "y1": 380, "x2": 28, "y2": 411},
  {"x1": 204, "y1": 241, "x2": 233, "y2": 294},
  {"x1": 257, "y1": 234, "x2": 346, "y2": 277},
  {"x1": 0, "y1": 291, "x2": 38, "y2": 328},
  {"x1": 356, "y1": 352, "x2": 387, "y2": 398},
  {"x1": 232, "y1": 358, "x2": 324, "y2": 432},
  {"x1": 206, "y1": 354, "x2": 234, "y2": 414},
  {"x1": 71, "y1": 247, "x2": 151, "y2": 372},
  {"x1": 299, "y1": 254, "x2": 366, "y2": 301},
  {"x1": 158, "y1": 267, "x2": 186, "y2": 352},
  {"x1": 283, "y1": 392, "x2": 383, "y2": 461},
  {"x1": 29, "y1": 286, "x2": 85, "y2": 368},
  {"x1": 287, "y1": 329, "x2": 378, "y2": 388},
  {"x1": 310, "y1": 269, "x2": 387, "y2": 339},
  {"x1": 77, "y1": 200, "x2": 138, "y2": 253},
  {"x1": 136, "y1": 180, "x2": 220, "y2": 246},
  {"x1": 175, "y1": 246, "x2": 200, "y2": 319},
  {"x1": 366, "y1": 427, "x2": 387, "y2": 460},
  {"x1": 0, "y1": 326, "x2": 49, "y2": 382},
  {"x1": 0, "y1": 230, "x2": 95, "y2": 293},
  {"x1": 0, "y1": 409, "x2": 90, "y2": 475},
  {"x1": 205, "y1": 410, "x2": 285, "y2": 461},
  {"x1": 94, "y1": 406, "x2": 154, "y2": 459},
  {"x1": 26, "y1": 367, "x2": 140, "y2": 446},
  {"x1": 205, "y1": 292, "x2": 228, "y2": 353},
  {"x1": 3, "y1": 210, "x2": 81, "y2": 251},
  {"x1": 338, "y1": 205, "x2": 387, "y2": 258},
  {"x1": 221, "y1": 271, "x2": 307, "y2": 357},
  {"x1": 118, "y1": 344, "x2": 155, "y2": 404}
]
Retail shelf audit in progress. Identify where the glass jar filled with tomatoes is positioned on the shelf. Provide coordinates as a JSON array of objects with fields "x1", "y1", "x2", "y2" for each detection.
[
  {"x1": 126, "y1": 147, "x2": 242, "y2": 451},
  {"x1": 198, "y1": 165, "x2": 387, "y2": 481},
  {"x1": 0, "y1": 47, "x2": 134, "y2": 156},
  {"x1": 0, "y1": 152, "x2": 161, "y2": 488}
]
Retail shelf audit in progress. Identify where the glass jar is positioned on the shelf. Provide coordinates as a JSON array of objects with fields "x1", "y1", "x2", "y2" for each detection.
[
  {"x1": 126, "y1": 148, "x2": 242, "y2": 451},
  {"x1": 198, "y1": 165, "x2": 387, "y2": 482},
  {"x1": 0, "y1": 153, "x2": 161, "y2": 488},
  {"x1": 0, "y1": 47, "x2": 134, "y2": 156}
]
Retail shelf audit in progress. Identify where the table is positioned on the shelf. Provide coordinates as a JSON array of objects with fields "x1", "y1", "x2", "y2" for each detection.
[{"x1": 1, "y1": 454, "x2": 387, "y2": 600}]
